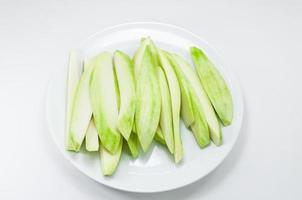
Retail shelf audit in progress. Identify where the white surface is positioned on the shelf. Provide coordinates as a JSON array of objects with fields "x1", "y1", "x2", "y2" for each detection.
[
  {"x1": 47, "y1": 22, "x2": 243, "y2": 192},
  {"x1": 0, "y1": 0, "x2": 301, "y2": 199}
]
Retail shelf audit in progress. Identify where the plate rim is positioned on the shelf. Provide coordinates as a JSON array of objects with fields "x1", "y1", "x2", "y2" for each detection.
[{"x1": 46, "y1": 21, "x2": 244, "y2": 193}]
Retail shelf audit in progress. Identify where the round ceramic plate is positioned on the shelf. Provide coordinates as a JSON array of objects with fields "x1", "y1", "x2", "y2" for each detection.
[{"x1": 46, "y1": 22, "x2": 243, "y2": 193}]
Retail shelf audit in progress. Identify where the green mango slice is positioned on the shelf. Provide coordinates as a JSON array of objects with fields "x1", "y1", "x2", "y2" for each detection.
[
  {"x1": 114, "y1": 51, "x2": 136, "y2": 140},
  {"x1": 90, "y1": 52, "x2": 121, "y2": 153},
  {"x1": 190, "y1": 47, "x2": 233, "y2": 126}
]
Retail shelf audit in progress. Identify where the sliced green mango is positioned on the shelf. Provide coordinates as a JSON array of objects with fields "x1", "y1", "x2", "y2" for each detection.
[
  {"x1": 100, "y1": 138, "x2": 123, "y2": 176},
  {"x1": 179, "y1": 83, "x2": 195, "y2": 128},
  {"x1": 67, "y1": 55, "x2": 95, "y2": 151},
  {"x1": 85, "y1": 118, "x2": 99, "y2": 152},
  {"x1": 161, "y1": 51, "x2": 194, "y2": 128},
  {"x1": 190, "y1": 92, "x2": 210, "y2": 148},
  {"x1": 113, "y1": 51, "x2": 136, "y2": 140},
  {"x1": 190, "y1": 47, "x2": 233, "y2": 126},
  {"x1": 156, "y1": 67, "x2": 174, "y2": 154},
  {"x1": 90, "y1": 52, "x2": 121, "y2": 153},
  {"x1": 135, "y1": 46, "x2": 161, "y2": 152},
  {"x1": 126, "y1": 133, "x2": 139, "y2": 158},
  {"x1": 169, "y1": 53, "x2": 222, "y2": 146},
  {"x1": 156, "y1": 48, "x2": 183, "y2": 163},
  {"x1": 65, "y1": 50, "x2": 82, "y2": 150}
]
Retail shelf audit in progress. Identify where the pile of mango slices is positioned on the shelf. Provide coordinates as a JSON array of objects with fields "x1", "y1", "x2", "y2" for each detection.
[{"x1": 65, "y1": 37, "x2": 233, "y2": 176}]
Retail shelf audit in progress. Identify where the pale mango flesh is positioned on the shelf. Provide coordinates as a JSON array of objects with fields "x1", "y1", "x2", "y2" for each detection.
[
  {"x1": 100, "y1": 138, "x2": 123, "y2": 176},
  {"x1": 156, "y1": 67, "x2": 174, "y2": 153},
  {"x1": 168, "y1": 53, "x2": 222, "y2": 146},
  {"x1": 190, "y1": 47, "x2": 233, "y2": 126},
  {"x1": 135, "y1": 46, "x2": 161, "y2": 152},
  {"x1": 67, "y1": 53, "x2": 94, "y2": 151},
  {"x1": 65, "y1": 50, "x2": 82, "y2": 150},
  {"x1": 90, "y1": 52, "x2": 121, "y2": 154},
  {"x1": 85, "y1": 118, "x2": 99, "y2": 152},
  {"x1": 114, "y1": 51, "x2": 136, "y2": 140},
  {"x1": 157, "y1": 49, "x2": 183, "y2": 163}
]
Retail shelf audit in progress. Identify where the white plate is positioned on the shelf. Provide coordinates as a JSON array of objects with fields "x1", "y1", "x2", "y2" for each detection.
[{"x1": 46, "y1": 22, "x2": 244, "y2": 193}]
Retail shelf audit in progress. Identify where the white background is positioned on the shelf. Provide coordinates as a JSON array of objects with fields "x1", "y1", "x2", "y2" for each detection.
[{"x1": 0, "y1": 0, "x2": 301, "y2": 199}]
